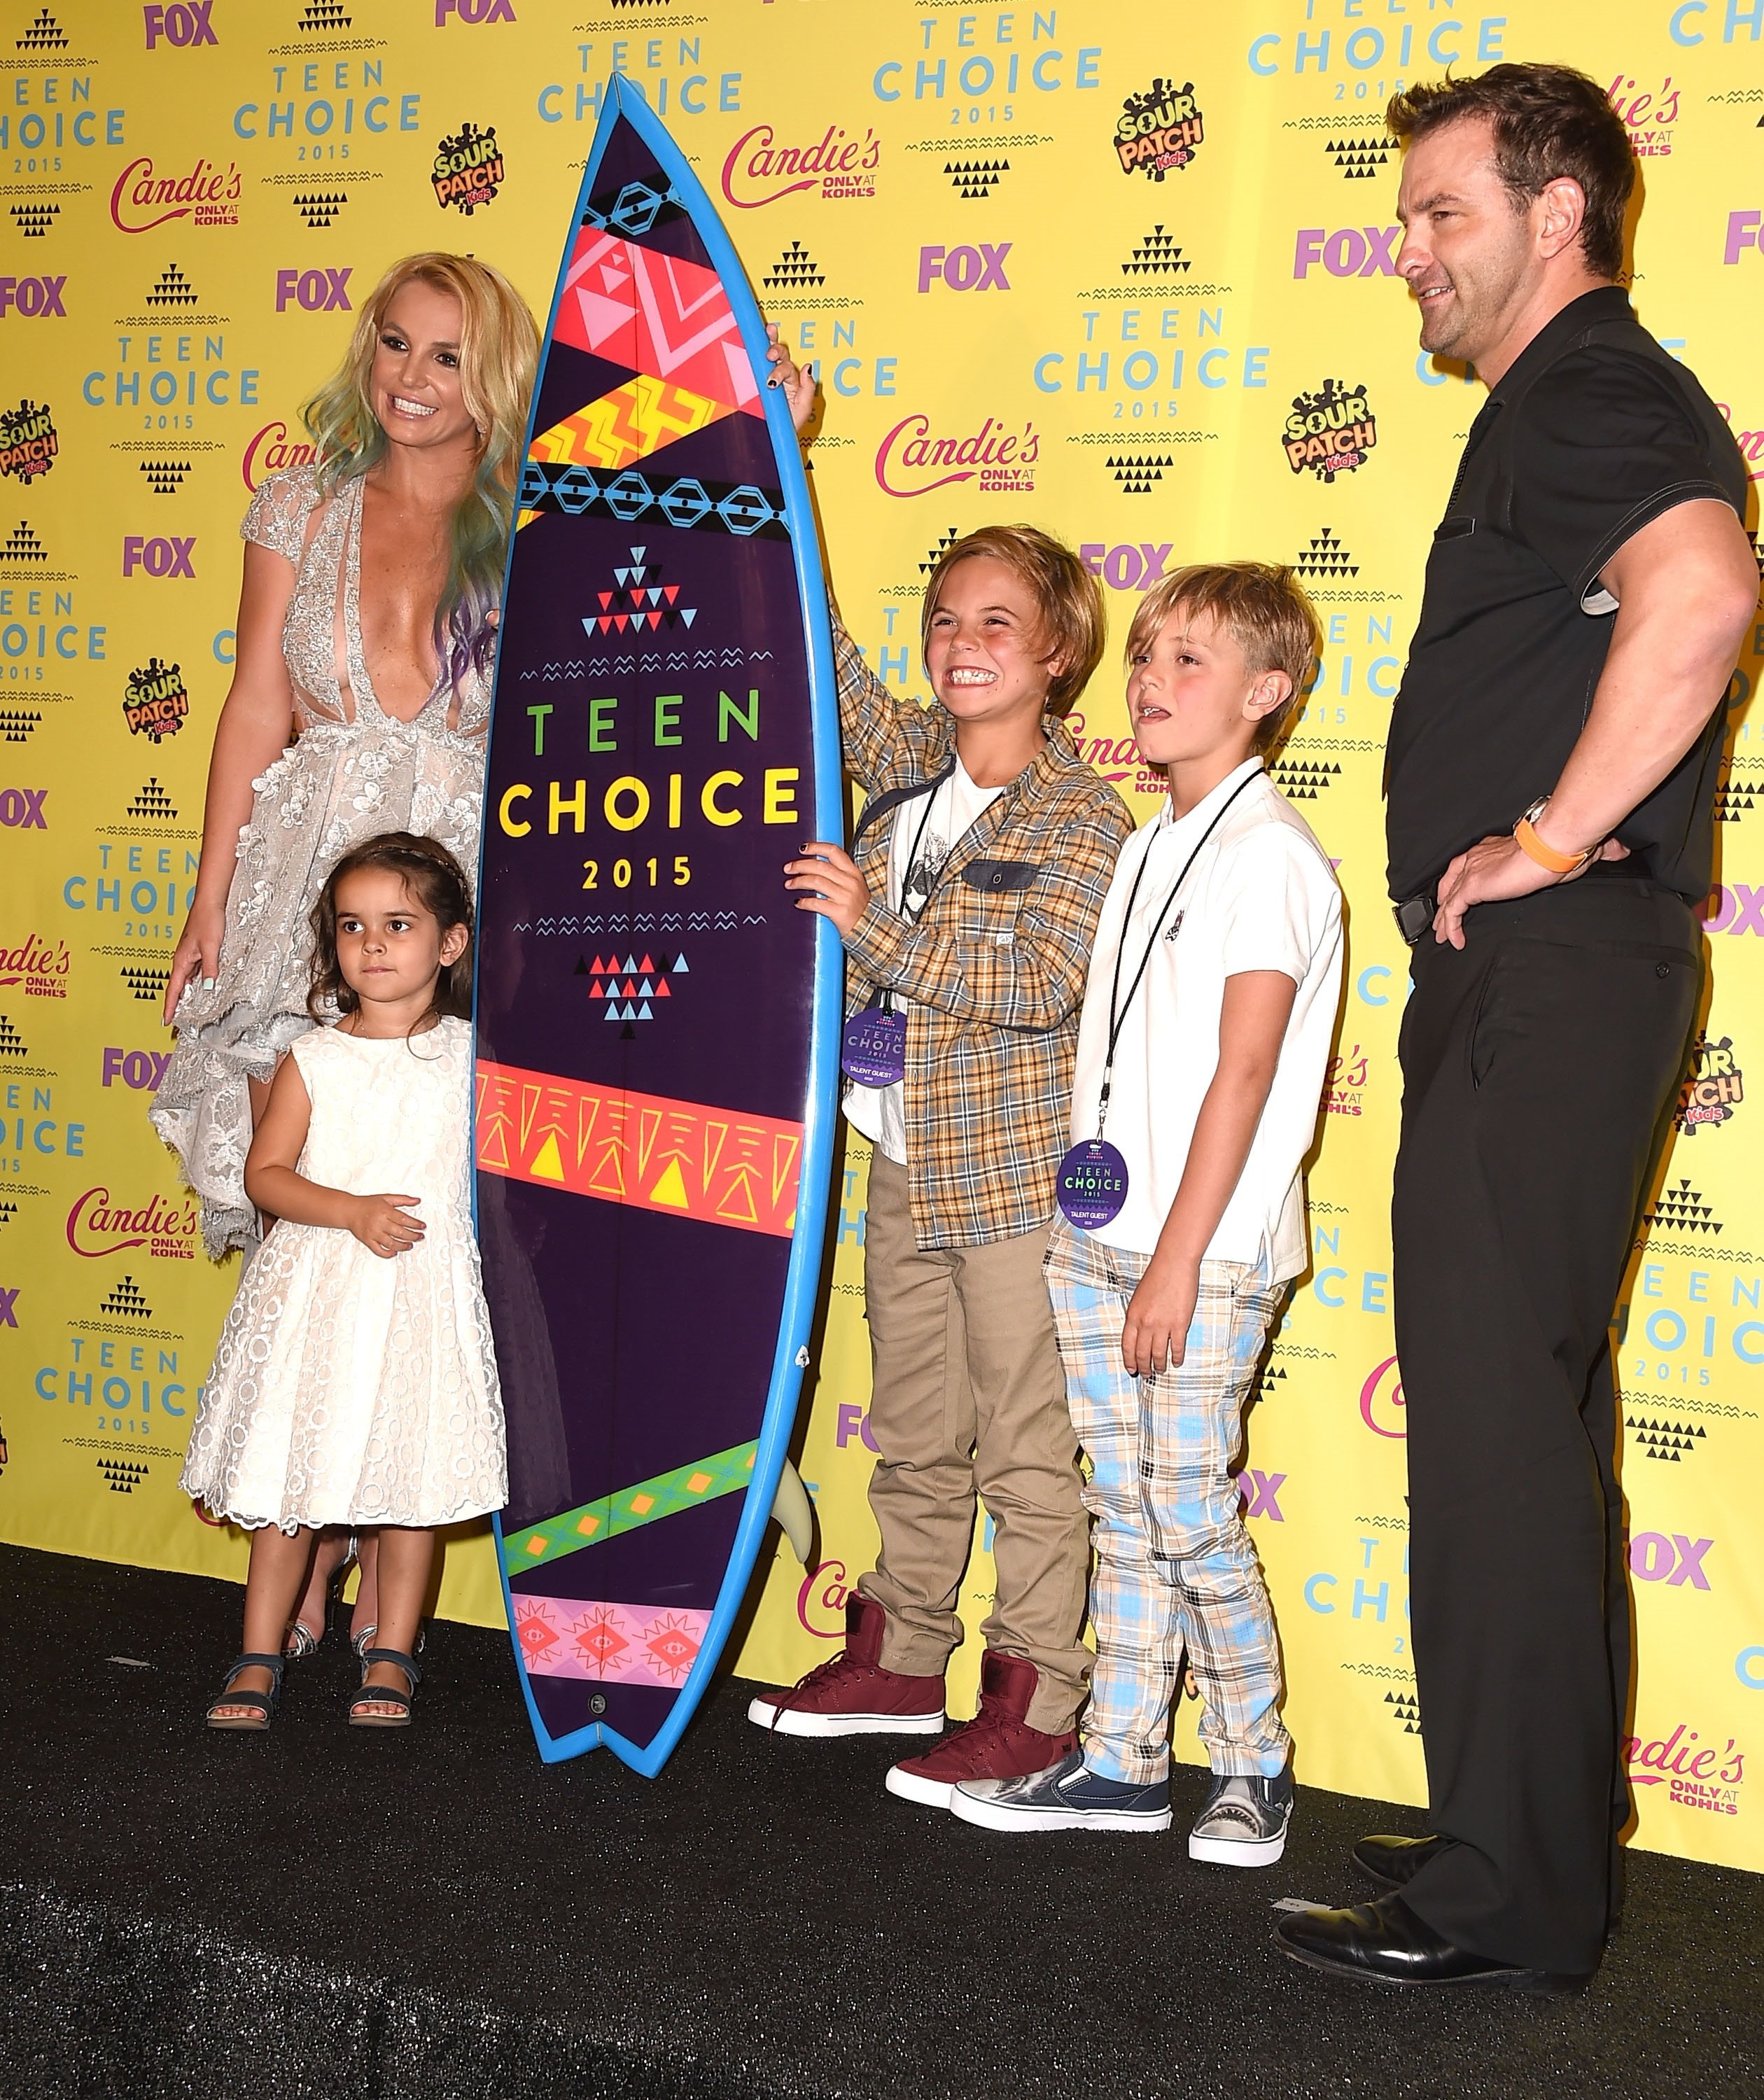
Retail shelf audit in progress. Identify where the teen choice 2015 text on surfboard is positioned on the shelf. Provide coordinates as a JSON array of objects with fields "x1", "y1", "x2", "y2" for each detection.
[{"x1": 472, "y1": 76, "x2": 841, "y2": 1777}]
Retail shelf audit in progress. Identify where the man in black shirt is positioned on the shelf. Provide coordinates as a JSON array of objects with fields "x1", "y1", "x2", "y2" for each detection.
[{"x1": 1277, "y1": 64, "x2": 1756, "y2": 1992}]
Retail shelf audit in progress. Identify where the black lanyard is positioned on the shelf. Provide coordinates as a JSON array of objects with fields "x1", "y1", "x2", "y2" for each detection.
[
  {"x1": 876, "y1": 775, "x2": 969, "y2": 1016},
  {"x1": 1093, "y1": 769, "x2": 1259, "y2": 1140}
]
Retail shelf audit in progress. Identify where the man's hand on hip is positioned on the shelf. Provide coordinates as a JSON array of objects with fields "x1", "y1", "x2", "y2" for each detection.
[{"x1": 1432, "y1": 832, "x2": 1628, "y2": 950}]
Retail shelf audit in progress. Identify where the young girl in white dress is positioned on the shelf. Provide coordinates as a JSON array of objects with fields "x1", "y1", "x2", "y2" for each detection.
[{"x1": 185, "y1": 832, "x2": 506, "y2": 1730}]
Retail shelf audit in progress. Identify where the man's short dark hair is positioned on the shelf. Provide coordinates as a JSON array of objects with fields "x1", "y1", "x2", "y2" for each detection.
[{"x1": 1387, "y1": 63, "x2": 1634, "y2": 280}]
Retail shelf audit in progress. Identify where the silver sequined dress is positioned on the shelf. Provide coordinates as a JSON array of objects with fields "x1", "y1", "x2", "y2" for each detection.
[{"x1": 150, "y1": 465, "x2": 492, "y2": 1257}]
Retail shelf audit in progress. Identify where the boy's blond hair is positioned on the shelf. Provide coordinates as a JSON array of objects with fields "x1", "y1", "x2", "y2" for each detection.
[
  {"x1": 920, "y1": 524, "x2": 1106, "y2": 717},
  {"x1": 1126, "y1": 562, "x2": 1323, "y2": 752}
]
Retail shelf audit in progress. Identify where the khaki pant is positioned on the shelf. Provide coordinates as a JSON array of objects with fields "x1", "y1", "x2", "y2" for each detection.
[{"x1": 855, "y1": 1152, "x2": 1091, "y2": 1732}]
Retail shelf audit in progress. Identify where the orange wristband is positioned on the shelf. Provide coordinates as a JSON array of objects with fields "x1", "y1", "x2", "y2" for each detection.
[{"x1": 1513, "y1": 809, "x2": 1590, "y2": 875}]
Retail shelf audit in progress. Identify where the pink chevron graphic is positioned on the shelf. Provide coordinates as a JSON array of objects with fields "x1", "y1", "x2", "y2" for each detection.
[{"x1": 554, "y1": 229, "x2": 762, "y2": 416}]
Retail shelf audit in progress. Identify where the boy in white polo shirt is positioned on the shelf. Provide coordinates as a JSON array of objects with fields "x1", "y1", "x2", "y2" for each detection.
[{"x1": 951, "y1": 562, "x2": 1343, "y2": 1864}]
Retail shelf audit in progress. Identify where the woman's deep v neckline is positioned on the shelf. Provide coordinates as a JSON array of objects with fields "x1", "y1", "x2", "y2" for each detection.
[{"x1": 333, "y1": 477, "x2": 451, "y2": 732}]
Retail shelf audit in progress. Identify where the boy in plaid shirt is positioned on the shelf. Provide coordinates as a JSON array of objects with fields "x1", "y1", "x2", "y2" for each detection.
[
  {"x1": 951, "y1": 564, "x2": 1342, "y2": 1863},
  {"x1": 746, "y1": 337, "x2": 1133, "y2": 1807}
]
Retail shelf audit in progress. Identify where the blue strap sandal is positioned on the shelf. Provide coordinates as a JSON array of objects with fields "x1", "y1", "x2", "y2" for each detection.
[
  {"x1": 206, "y1": 1652, "x2": 285, "y2": 1731},
  {"x1": 349, "y1": 1646, "x2": 421, "y2": 1728}
]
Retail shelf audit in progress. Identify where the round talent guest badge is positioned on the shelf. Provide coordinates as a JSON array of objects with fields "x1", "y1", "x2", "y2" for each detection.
[
  {"x1": 1056, "y1": 1139, "x2": 1129, "y2": 1231},
  {"x1": 842, "y1": 1007, "x2": 907, "y2": 1087}
]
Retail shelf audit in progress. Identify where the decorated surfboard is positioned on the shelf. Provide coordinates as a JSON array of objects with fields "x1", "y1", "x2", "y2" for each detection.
[{"x1": 472, "y1": 76, "x2": 840, "y2": 1774}]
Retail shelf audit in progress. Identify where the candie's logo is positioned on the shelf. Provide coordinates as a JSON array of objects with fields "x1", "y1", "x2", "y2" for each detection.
[
  {"x1": 1064, "y1": 709, "x2": 1144, "y2": 787},
  {"x1": 122, "y1": 658, "x2": 190, "y2": 743},
  {"x1": 796, "y1": 1557, "x2": 850, "y2": 1639},
  {"x1": 110, "y1": 156, "x2": 242, "y2": 233},
  {"x1": 1284, "y1": 379, "x2": 1377, "y2": 484},
  {"x1": 66, "y1": 1184, "x2": 199, "y2": 1260},
  {"x1": 720, "y1": 124, "x2": 878, "y2": 209},
  {"x1": 1624, "y1": 1723, "x2": 1743, "y2": 1814},
  {"x1": 1114, "y1": 78, "x2": 1203, "y2": 181},
  {"x1": 0, "y1": 932, "x2": 68, "y2": 998},
  {"x1": 874, "y1": 414, "x2": 1038, "y2": 498},
  {"x1": 0, "y1": 401, "x2": 57, "y2": 485},
  {"x1": 1359, "y1": 1354, "x2": 1406, "y2": 1438},
  {"x1": 1608, "y1": 72, "x2": 1678, "y2": 158},
  {"x1": 0, "y1": 276, "x2": 66, "y2": 318},
  {"x1": 1324, "y1": 1042, "x2": 1368, "y2": 1117},
  {"x1": 241, "y1": 419, "x2": 316, "y2": 491},
  {"x1": 431, "y1": 122, "x2": 503, "y2": 215},
  {"x1": 1679, "y1": 1035, "x2": 1744, "y2": 1135},
  {"x1": 1717, "y1": 402, "x2": 1763, "y2": 482}
]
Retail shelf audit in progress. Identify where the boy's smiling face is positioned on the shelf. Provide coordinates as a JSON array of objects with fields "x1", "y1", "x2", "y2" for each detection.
[
  {"x1": 1128, "y1": 603, "x2": 1289, "y2": 771},
  {"x1": 924, "y1": 554, "x2": 1063, "y2": 734}
]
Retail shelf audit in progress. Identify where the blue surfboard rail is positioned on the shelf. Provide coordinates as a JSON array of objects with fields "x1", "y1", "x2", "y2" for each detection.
[{"x1": 471, "y1": 76, "x2": 841, "y2": 1776}]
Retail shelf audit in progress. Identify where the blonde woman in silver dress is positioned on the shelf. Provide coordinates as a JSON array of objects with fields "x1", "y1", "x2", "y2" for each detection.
[{"x1": 153, "y1": 253, "x2": 538, "y2": 1695}]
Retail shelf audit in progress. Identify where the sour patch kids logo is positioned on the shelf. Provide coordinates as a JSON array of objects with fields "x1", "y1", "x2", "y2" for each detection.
[
  {"x1": 432, "y1": 122, "x2": 503, "y2": 216},
  {"x1": 1283, "y1": 379, "x2": 1376, "y2": 484},
  {"x1": 1114, "y1": 79, "x2": 1204, "y2": 180},
  {"x1": 122, "y1": 658, "x2": 190, "y2": 743},
  {"x1": 0, "y1": 401, "x2": 57, "y2": 485}
]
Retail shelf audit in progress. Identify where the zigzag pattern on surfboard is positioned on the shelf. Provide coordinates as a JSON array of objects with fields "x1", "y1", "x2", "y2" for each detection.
[
  {"x1": 512, "y1": 911, "x2": 743, "y2": 935},
  {"x1": 521, "y1": 649, "x2": 775, "y2": 678}
]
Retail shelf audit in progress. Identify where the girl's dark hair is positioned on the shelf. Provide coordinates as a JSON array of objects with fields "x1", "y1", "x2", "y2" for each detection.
[{"x1": 307, "y1": 831, "x2": 474, "y2": 1025}]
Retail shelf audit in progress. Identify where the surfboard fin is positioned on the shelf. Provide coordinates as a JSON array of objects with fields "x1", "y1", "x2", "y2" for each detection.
[{"x1": 770, "y1": 1457, "x2": 815, "y2": 1567}]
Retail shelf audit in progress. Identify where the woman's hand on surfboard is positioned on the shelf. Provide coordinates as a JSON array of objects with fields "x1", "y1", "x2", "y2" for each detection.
[
  {"x1": 763, "y1": 323, "x2": 818, "y2": 438},
  {"x1": 784, "y1": 843, "x2": 869, "y2": 937}
]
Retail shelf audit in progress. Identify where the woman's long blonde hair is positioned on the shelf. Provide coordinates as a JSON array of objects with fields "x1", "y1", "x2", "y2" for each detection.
[{"x1": 302, "y1": 252, "x2": 539, "y2": 699}]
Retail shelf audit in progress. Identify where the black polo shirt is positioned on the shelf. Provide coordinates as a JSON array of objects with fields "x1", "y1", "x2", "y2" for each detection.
[{"x1": 1385, "y1": 286, "x2": 1748, "y2": 905}]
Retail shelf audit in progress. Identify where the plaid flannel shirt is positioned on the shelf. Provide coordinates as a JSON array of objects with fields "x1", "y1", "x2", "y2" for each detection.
[{"x1": 833, "y1": 615, "x2": 1134, "y2": 1251}]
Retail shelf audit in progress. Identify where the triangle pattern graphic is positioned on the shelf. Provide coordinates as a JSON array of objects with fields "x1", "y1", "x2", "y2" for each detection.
[{"x1": 554, "y1": 230, "x2": 762, "y2": 414}]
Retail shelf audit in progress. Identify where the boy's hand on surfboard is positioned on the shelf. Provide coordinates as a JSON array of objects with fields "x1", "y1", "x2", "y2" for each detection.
[
  {"x1": 346, "y1": 1193, "x2": 426, "y2": 1260},
  {"x1": 763, "y1": 323, "x2": 818, "y2": 437},
  {"x1": 784, "y1": 843, "x2": 870, "y2": 938}
]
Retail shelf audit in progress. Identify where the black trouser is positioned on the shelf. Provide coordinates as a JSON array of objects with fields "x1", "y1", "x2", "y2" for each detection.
[{"x1": 1392, "y1": 878, "x2": 1700, "y2": 1975}]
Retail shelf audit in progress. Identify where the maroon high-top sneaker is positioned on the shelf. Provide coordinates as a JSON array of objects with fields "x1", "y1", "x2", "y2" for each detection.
[
  {"x1": 747, "y1": 1595, "x2": 946, "y2": 1737},
  {"x1": 885, "y1": 1651, "x2": 1077, "y2": 1808}
]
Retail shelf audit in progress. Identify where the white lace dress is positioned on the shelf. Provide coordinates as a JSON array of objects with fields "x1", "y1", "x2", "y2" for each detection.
[
  {"x1": 150, "y1": 464, "x2": 491, "y2": 1256},
  {"x1": 179, "y1": 1018, "x2": 507, "y2": 1532}
]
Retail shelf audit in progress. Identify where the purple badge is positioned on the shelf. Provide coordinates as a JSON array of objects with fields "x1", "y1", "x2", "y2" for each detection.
[
  {"x1": 1056, "y1": 1139, "x2": 1129, "y2": 1231},
  {"x1": 842, "y1": 1007, "x2": 906, "y2": 1088}
]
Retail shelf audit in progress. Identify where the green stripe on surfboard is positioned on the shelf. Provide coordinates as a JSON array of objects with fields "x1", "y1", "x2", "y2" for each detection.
[{"x1": 503, "y1": 1440, "x2": 759, "y2": 1576}]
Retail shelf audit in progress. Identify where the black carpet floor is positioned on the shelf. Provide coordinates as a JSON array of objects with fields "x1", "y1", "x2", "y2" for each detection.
[{"x1": 1, "y1": 1544, "x2": 1760, "y2": 2099}]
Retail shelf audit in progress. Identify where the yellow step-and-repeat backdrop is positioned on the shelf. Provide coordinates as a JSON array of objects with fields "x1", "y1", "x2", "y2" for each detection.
[{"x1": 1, "y1": 0, "x2": 1760, "y2": 1868}]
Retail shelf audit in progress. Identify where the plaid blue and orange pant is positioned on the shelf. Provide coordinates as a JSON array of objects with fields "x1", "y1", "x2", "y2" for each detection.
[{"x1": 1046, "y1": 1219, "x2": 1291, "y2": 1782}]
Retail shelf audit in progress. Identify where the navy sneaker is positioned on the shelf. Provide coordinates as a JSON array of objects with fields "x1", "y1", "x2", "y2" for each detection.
[
  {"x1": 1188, "y1": 1770, "x2": 1294, "y2": 1866},
  {"x1": 949, "y1": 1748, "x2": 1173, "y2": 1833}
]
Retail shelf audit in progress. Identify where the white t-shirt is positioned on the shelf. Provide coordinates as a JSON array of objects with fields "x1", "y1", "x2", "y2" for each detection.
[
  {"x1": 844, "y1": 757, "x2": 1004, "y2": 1166},
  {"x1": 1065, "y1": 758, "x2": 1343, "y2": 1278}
]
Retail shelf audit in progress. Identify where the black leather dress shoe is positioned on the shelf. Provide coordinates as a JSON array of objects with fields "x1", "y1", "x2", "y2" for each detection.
[
  {"x1": 1273, "y1": 1894, "x2": 1592, "y2": 1994},
  {"x1": 1352, "y1": 1832, "x2": 1448, "y2": 1891}
]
